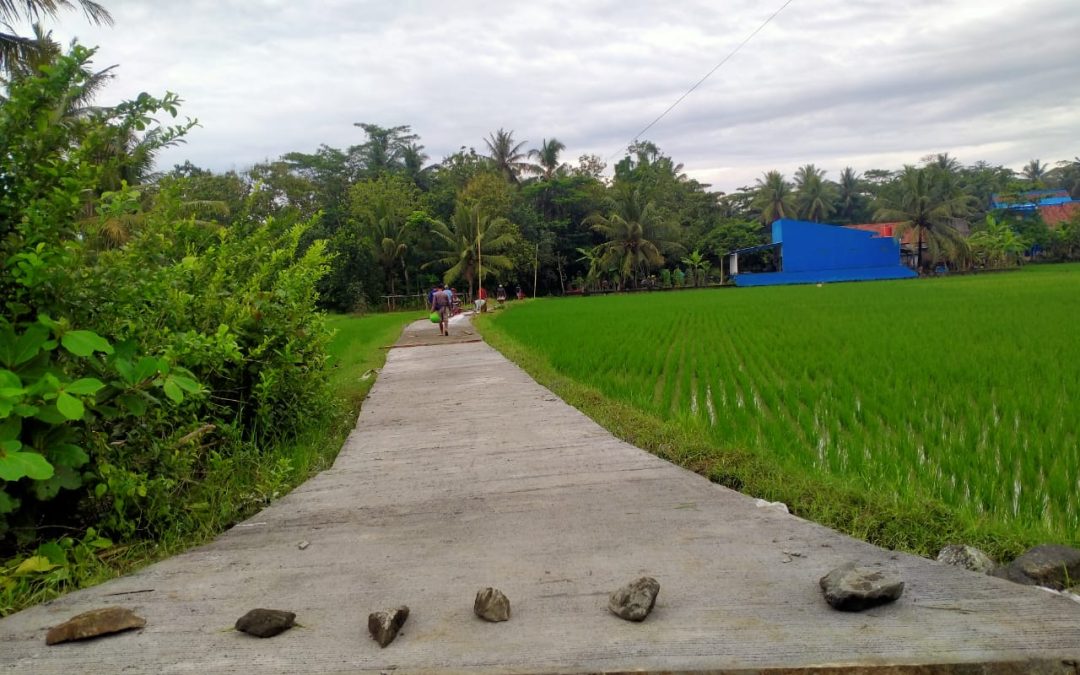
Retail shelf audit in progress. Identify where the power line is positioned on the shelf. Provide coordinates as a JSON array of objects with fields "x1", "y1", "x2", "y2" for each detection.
[{"x1": 607, "y1": 0, "x2": 797, "y2": 162}]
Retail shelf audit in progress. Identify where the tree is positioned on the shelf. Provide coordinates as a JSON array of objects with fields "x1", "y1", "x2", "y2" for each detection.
[
  {"x1": 483, "y1": 128, "x2": 530, "y2": 185},
  {"x1": 352, "y1": 123, "x2": 419, "y2": 176},
  {"x1": 752, "y1": 170, "x2": 795, "y2": 224},
  {"x1": 680, "y1": 249, "x2": 709, "y2": 287},
  {"x1": 794, "y1": 164, "x2": 836, "y2": 222},
  {"x1": 968, "y1": 215, "x2": 1028, "y2": 268},
  {"x1": 835, "y1": 167, "x2": 865, "y2": 224},
  {"x1": 528, "y1": 138, "x2": 566, "y2": 180},
  {"x1": 1, "y1": 0, "x2": 111, "y2": 75},
  {"x1": 349, "y1": 175, "x2": 426, "y2": 296},
  {"x1": 873, "y1": 166, "x2": 973, "y2": 271},
  {"x1": 427, "y1": 203, "x2": 517, "y2": 298},
  {"x1": 1022, "y1": 159, "x2": 1047, "y2": 185},
  {"x1": 586, "y1": 186, "x2": 678, "y2": 289}
]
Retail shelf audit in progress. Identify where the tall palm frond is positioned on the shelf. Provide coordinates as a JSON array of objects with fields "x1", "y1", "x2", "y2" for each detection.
[
  {"x1": 752, "y1": 170, "x2": 795, "y2": 225},
  {"x1": 874, "y1": 165, "x2": 973, "y2": 271},
  {"x1": 483, "y1": 128, "x2": 530, "y2": 184},
  {"x1": 1, "y1": 0, "x2": 112, "y2": 74},
  {"x1": 527, "y1": 137, "x2": 566, "y2": 180}
]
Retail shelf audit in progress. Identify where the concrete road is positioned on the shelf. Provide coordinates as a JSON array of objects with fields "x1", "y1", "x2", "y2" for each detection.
[{"x1": 2, "y1": 319, "x2": 1078, "y2": 673}]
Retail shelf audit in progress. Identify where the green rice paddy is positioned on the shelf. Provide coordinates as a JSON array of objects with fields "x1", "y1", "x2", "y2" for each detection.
[{"x1": 484, "y1": 265, "x2": 1080, "y2": 548}]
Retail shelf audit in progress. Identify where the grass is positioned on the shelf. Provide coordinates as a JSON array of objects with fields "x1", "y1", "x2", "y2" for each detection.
[
  {"x1": 1, "y1": 310, "x2": 418, "y2": 616},
  {"x1": 476, "y1": 264, "x2": 1080, "y2": 561}
]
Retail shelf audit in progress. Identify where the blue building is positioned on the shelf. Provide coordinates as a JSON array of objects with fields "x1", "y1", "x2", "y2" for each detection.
[{"x1": 730, "y1": 219, "x2": 917, "y2": 287}]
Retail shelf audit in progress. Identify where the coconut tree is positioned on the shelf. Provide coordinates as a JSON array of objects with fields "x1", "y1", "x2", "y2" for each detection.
[
  {"x1": 426, "y1": 203, "x2": 517, "y2": 298},
  {"x1": 874, "y1": 166, "x2": 973, "y2": 271},
  {"x1": 835, "y1": 167, "x2": 864, "y2": 223},
  {"x1": 528, "y1": 138, "x2": 566, "y2": 180},
  {"x1": 752, "y1": 170, "x2": 795, "y2": 225},
  {"x1": 1, "y1": 0, "x2": 111, "y2": 74},
  {"x1": 586, "y1": 186, "x2": 679, "y2": 289},
  {"x1": 794, "y1": 164, "x2": 836, "y2": 222},
  {"x1": 483, "y1": 128, "x2": 530, "y2": 184},
  {"x1": 1022, "y1": 159, "x2": 1048, "y2": 185}
]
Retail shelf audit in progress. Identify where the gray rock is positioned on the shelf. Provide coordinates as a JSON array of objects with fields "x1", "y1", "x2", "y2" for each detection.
[
  {"x1": 609, "y1": 576, "x2": 660, "y2": 622},
  {"x1": 235, "y1": 608, "x2": 296, "y2": 638},
  {"x1": 474, "y1": 587, "x2": 511, "y2": 622},
  {"x1": 937, "y1": 544, "x2": 995, "y2": 574},
  {"x1": 991, "y1": 544, "x2": 1080, "y2": 590},
  {"x1": 368, "y1": 606, "x2": 409, "y2": 647},
  {"x1": 46, "y1": 607, "x2": 146, "y2": 645},
  {"x1": 819, "y1": 563, "x2": 904, "y2": 611}
]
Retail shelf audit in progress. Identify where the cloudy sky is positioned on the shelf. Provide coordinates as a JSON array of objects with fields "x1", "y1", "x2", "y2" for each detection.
[{"x1": 33, "y1": 0, "x2": 1080, "y2": 192}]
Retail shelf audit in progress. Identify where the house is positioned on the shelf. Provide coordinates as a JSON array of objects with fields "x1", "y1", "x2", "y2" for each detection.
[
  {"x1": 991, "y1": 189, "x2": 1080, "y2": 228},
  {"x1": 729, "y1": 219, "x2": 917, "y2": 287}
]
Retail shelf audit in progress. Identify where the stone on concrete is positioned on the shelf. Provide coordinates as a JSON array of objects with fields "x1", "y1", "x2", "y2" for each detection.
[
  {"x1": 45, "y1": 607, "x2": 145, "y2": 645},
  {"x1": 937, "y1": 544, "x2": 996, "y2": 574},
  {"x1": 235, "y1": 608, "x2": 296, "y2": 638},
  {"x1": 474, "y1": 587, "x2": 511, "y2": 622},
  {"x1": 368, "y1": 606, "x2": 409, "y2": 647},
  {"x1": 609, "y1": 576, "x2": 659, "y2": 622},
  {"x1": 820, "y1": 563, "x2": 904, "y2": 611},
  {"x1": 991, "y1": 544, "x2": 1080, "y2": 590}
]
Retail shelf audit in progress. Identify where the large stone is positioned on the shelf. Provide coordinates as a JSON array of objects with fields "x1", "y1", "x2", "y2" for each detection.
[
  {"x1": 235, "y1": 608, "x2": 296, "y2": 638},
  {"x1": 937, "y1": 544, "x2": 995, "y2": 574},
  {"x1": 608, "y1": 576, "x2": 660, "y2": 622},
  {"x1": 819, "y1": 563, "x2": 904, "y2": 611},
  {"x1": 474, "y1": 587, "x2": 511, "y2": 622},
  {"x1": 991, "y1": 544, "x2": 1080, "y2": 590},
  {"x1": 368, "y1": 606, "x2": 409, "y2": 647},
  {"x1": 45, "y1": 607, "x2": 146, "y2": 645}
]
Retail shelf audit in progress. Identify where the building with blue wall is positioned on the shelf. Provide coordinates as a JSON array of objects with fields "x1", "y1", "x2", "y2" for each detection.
[{"x1": 730, "y1": 219, "x2": 917, "y2": 287}]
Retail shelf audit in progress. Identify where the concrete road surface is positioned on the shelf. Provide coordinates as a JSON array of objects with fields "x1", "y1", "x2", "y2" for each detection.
[{"x1": 2, "y1": 319, "x2": 1078, "y2": 673}]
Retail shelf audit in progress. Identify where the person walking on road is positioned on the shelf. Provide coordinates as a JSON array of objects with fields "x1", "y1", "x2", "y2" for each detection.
[{"x1": 431, "y1": 283, "x2": 451, "y2": 336}]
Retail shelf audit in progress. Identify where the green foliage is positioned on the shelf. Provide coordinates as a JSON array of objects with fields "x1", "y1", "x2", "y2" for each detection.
[{"x1": 1, "y1": 45, "x2": 333, "y2": 595}]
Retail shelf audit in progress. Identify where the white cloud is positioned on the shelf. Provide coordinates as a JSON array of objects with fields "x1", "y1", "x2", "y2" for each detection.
[{"x1": 30, "y1": 0, "x2": 1080, "y2": 191}]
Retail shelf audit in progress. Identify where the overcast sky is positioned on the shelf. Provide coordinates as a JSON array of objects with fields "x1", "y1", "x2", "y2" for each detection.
[{"x1": 32, "y1": 0, "x2": 1080, "y2": 192}]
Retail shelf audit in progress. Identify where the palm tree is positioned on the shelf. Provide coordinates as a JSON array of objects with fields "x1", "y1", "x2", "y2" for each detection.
[
  {"x1": 752, "y1": 170, "x2": 795, "y2": 224},
  {"x1": 836, "y1": 167, "x2": 863, "y2": 223},
  {"x1": 874, "y1": 166, "x2": 972, "y2": 271},
  {"x1": 426, "y1": 203, "x2": 516, "y2": 298},
  {"x1": 359, "y1": 195, "x2": 412, "y2": 296},
  {"x1": 1022, "y1": 159, "x2": 1047, "y2": 185},
  {"x1": 483, "y1": 128, "x2": 530, "y2": 184},
  {"x1": 926, "y1": 153, "x2": 961, "y2": 173},
  {"x1": 794, "y1": 164, "x2": 836, "y2": 222},
  {"x1": 1, "y1": 0, "x2": 111, "y2": 74},
  {"x1": 586, "y1": 186, "x2": 678, "y2": 289},
  {"x1": 352, "y1": 123, "x2": 419, "y2": 176},
  {"x1": 680, "y1": 249, "x2": 710, "y2": 287},
  {"x1": 528, "y1": 138, "x2": 566, "y2": 180}
]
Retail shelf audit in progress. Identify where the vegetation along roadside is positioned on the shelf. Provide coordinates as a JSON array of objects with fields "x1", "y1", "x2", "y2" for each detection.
[
  {"x1": 0, "y1": 309, "x2": 415, "y2": 616},
  {"x1": 475, "y1": 266, "x2": 1080, "y2": 564}
]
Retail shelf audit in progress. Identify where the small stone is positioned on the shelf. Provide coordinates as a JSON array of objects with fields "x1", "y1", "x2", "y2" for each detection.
[
  {"x1": 819, "y1": 563, "x2": 904, "y2": 611},
  {"x1": 297, "y1": 540, "x2": 310, "y2": 550},
  {"x1": 46, "y1": 607, "x2": 146, "y2": 645},
  {"x1": 368, "y1": 606, "x2": 409, "y2": 647},
  {"x1": 936, "y1": 544, "x2": 995, "y2": 574},
  {"x1": 609, "y1": 576, "x2": 660, "y2": 622},
  {"x1": 474, "y1": 587, "x2": 511, "y2": 622},
  {"x1": 991, "y1": 544, "x2": 1080, "y2": 590},
  {"x1": 235, "y1": 608, "x2": 296, "y2": 638}
]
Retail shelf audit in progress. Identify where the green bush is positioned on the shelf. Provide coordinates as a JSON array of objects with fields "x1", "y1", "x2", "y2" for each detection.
[{"x1": 1, "y1": 46, "x2": 333, "y2": 573}]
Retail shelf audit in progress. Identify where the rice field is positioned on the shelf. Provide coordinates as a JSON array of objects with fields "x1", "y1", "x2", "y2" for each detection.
[{"x1": 486, "y1": 264, "x2": 1080, "y2": 542}]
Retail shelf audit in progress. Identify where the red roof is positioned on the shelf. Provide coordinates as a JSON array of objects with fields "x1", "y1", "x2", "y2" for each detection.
[
  {"x1": 845, "y1": 222, "x2": 918, "y2": 246},
  {"x1": 1040, "y1": 202, "x2": 1080, "y2": 228}
]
